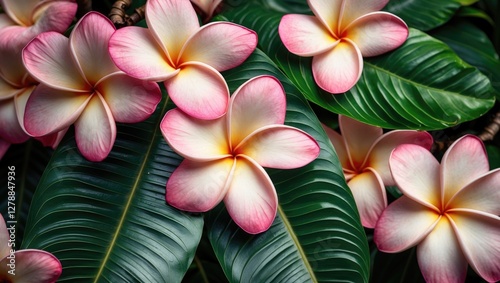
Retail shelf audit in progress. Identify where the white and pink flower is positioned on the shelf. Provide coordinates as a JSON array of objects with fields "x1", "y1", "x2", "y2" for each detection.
[
  {"x1": 323, "y1": 115, "x2": 433, "y2": 228},
  {"x1": 161, "y1": 75, "x2": 320, "y2": 234},
  {"x1": 109, "y1": 0, "x2": 257, "y2": 120},
  {"x1": 22, "y1": 12, "x2": 162, "y2": 162},
  {"x1": 279, "y1": 0, "x2": 408, "y2": 93},
  {"x1": 375, "y1": 135, "x2": 500, "y2": 283}
]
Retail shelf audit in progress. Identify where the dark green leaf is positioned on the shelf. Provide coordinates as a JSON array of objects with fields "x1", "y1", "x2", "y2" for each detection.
[{"x1": 21, "y1": 97, "x2": 204, "y2": 283}]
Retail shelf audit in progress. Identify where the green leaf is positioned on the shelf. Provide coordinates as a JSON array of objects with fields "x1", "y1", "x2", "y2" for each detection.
[
  {"x1": 456, "y1": 6, "x2": 494, "y2": 25},
  {"x1": 21, "y1": 97, "x2": 204, "y2": 283},
  {"x1": 0, "y1": 141, "x2": 52, "y2": 247},
  {"x1": 430, "y1": 20, "x2": 500, "y2": 97},
  {"x1": 221, "y1": 4, "x2": 495, "y2": 130},
  {"x1": 383, "y1": 0, "x2": 461, "y2": 31},
  {"x1": 206, "y1": 49, "x2": 370, "y2": 283}
]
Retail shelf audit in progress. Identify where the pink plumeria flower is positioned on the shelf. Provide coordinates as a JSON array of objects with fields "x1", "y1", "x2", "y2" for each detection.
[
  {"x1": 190, "y1": 0, "x2": 222, "y2": 21},
  {"x1": 109, "y1": 0, "x2": 257, "y2": 120},
  {"x1": 375, "y1": 135, "x2": 500, "y2": 283},
  {"x1": 322, "y1": 115, "x2": 433, "y2": 228},
  {"x1": 0, "y1": 0, "x2": 77, "y2": 85},
  {"x1": 0, "y1": 215, "x2": 62, "y2": 283},
  {"x1": 22, "y1": 12, "x2": 162, "y2": 162},
  {"x1": 278, "y1": 0, "x2": 408, "y2": 93},
  {"x1": 0, "y1": 138, "x2": 9, "y2": 159},
  {"x1": 0, "y1": 0, "x2": 76, "y2": 147},
  {"x1": 161, "y1": 75, "x2": 320, "y2": 234}
]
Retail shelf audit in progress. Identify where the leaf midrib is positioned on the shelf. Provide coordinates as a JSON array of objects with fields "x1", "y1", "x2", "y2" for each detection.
[
  {"x1": 277, "y1": 205, "x2": 318, "y2": 283},
  {"x1": 93, "y1": 97, "x2": 169, "y2": 282}
]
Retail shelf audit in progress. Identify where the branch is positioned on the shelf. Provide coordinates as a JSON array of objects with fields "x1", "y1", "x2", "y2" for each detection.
[
  {"x1": 109, "y1": 0, "x2": 145, "y2": 28},
  {"x1": 478, "y1": 110, "x2": 500, "y2": 142}
]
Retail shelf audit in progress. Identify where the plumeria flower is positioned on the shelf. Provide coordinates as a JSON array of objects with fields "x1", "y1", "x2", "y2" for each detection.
[
  {"x1": 0, "y1": 0, "x2": 77, "y2": 85},
  {"x1": 161, "y1": 75, "x2": 320, "y2": 234},
  {"x1": 109, "y1": 0, "x2": 257, "y2": 120},
  {"x1": 375, "y1": 135, "x2": 500, "y2": 283},
  {"x1": 0, "y1": 215, "x2": 62, "y2": 283},
  {"x1": 0, "y1": 0, "x2": 77, "y2": 148},
  {"x1": 322, "y1": 115, "x2": 433, "y2": 228},
  {"x1": 190, "y1": 0, "x2": 222, "y2": 21},
  {"x1": 22, "y1": 12, "x2": 162, "y2": 162},
  {"x1": 278, "y1": 0, "x2": 408, "y2": 93}
]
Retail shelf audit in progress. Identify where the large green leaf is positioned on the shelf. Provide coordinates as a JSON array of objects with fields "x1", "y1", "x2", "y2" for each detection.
[
  {"x1": 21, "y1": 97, "x2": 204, "y2": 282},
  {"x1": 383, "y1": 0, "x2": 461, "y2": 31},
  {"x1": 430, "y1": 20, "x2": 500, "y2": 97},
  {"x1": 221, "y1": 4, "x2": 495, "y2": 130},
  {"x1": 0, "y1": 141, "x2": 52, "y2": 247},
  {"x1": 205, "y1": 49, "x2": 370, "y2": 282}
]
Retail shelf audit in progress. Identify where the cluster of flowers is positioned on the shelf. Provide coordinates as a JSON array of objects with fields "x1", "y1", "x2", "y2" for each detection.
[{"x1": 0, "y1": 0, "x2": 498, "y2": 282}]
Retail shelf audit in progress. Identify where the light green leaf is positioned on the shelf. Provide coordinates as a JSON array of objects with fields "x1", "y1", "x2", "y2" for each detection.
[
  {"x1": 21, "y1": 98, "x2": 204, "y2": 283},
  {"x1": 205, "y1": 49, "x2": 370, "y2": 283}
]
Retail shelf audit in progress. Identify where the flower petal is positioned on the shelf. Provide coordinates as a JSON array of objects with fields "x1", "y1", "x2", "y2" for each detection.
[
  {"x1": 0, "y1": 98, "x2": 29, "y2": 143},
  {"x1": 235, "y1": 125, "x2": 319, "y2": 169},
  {"x1": 109, "y1": 26, "x2": 179, "y2": 81},
  {"x1": 368, "y1": 130, "x2": 433, "y2": 185},
  {"x1": 441, "y1": 135, "x2": 490, "y2": 205},
  {"x1": 322, "y1": 123, "x2": 351, "y2": 170},
  {"x1": 23, "y1": 31, "x2": 90, "y2": 92},
  {"x1": 448, "y1": 210, "x2": 500, "y2": 282},
  {"x1": 416, "y1": 216, "x2": 468, "y2": 283},
  {"x1": 98, "y1": 73, "x2": 161, "y2": 123},
  {"x1": 374, "y1": 196, "x2": 440, "y2": 252},
  {"x1": 166, "y1": 158, "x2": 234, "y2": 212},
  {"x1": 0, "y1": 249, "x2": 62, "y2": 283},
  {"x1": 165, "y1": 62, "x2": 229, "y2": 120},
  {"x1": 70, "y1": 12, "x2": 119, "y2": 84},
  {"x1": 347, "y1": 168, "x2": 387, "y2": 228},
  {"x1": 30, "y1": 0, "x2": 77, "y2": 34},
  {"x1": 36, "y1": 128, "x2": 68, "y2": 149},
  {"x1": 224, "y1": 156, "x2": 278, "y2": 234},
  {"x1": 0, "y1": 26, "x2": 32, "y2": 86},
  {"x1": 74, "y1": 94, "x2": 116, "y2": 162},
  {"x1": 24, "y1": 84, "x2": 90, "y2": 137},
  {"x1": 345, "y1": 12, "x2": 408, "y2": 57},
  {"x1": 448, "y1": 168, "x2": 500, "y2": 215},
  {"x1": 0, "y1": 0, "x2": 39, "y2": 26},
  {"x1": 180, "y1": 22, "x2": 257, "y2": 71},
  {"x1": 338, "y1": 115, "x2": 382, "y2": 169},
  {"x1": 312, "y1": 39, "x2": 362, "y2": 93},
  {"x1": 390, "y1": 144, "x2": 441, "y2": 210},
  {"x1": 190, "y1": 0, "x2": 222, "y2": 19},
  {"x1": 279, "y1": 14, "x2": 337, "y2": 56},
  {"x1": 339, "y1": 0, "x2": 389, "y2": 31},
  {"x1": 160, "y1": 108, "x2": 230, "y2": 161},
  {"x1": 0, "y1": 10, "x2": 16, "y2": 29},
  {"x1": 146, "y1": 0, "x2": 199, "y2": 62},
  {"x1": 229, "y1": 75, "x2": 286, "y2": 147},
  {"x1": 0, "y1": 215, "x2": 9, "y2": 258},
  {"x1": 0, "y1": 77, "x2": 22, "y2": 101},
  {"x1": 307, "y1": 0, "x2": 342, "y2": 34}
]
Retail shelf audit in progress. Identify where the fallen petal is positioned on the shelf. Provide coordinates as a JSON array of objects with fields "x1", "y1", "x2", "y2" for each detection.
[{"x1": 0, "y1": 249, "x2": 62, "y2": 283}]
